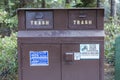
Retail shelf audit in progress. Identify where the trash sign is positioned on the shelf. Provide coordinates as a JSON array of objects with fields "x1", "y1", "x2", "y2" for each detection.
[{"x1": 30, "y1": 51, "x2": 49, "y2": 66}]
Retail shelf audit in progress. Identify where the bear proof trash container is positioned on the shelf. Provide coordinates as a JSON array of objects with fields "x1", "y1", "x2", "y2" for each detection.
[{"x1": 17, "y1": 8, "x2": 104, "y2": 80}]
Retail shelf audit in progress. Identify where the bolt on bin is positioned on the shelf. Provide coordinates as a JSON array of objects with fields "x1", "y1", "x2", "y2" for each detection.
[{"x1": 17, "y1": 8, "x2": 104, "y2": 80}]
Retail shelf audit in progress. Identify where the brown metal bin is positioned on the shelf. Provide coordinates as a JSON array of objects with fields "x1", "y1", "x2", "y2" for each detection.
[{"x1": 17, "y1": 8, "x2": 104, "y2": 80}]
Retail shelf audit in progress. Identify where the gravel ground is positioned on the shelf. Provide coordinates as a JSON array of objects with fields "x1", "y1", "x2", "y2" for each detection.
[{"x1": 104, "y1": 63, "x2": 115, "y2": 80}]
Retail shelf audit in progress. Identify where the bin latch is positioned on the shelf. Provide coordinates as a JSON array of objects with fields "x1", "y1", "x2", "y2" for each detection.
[{"x1": 65, "y1": 52, "x2": 74, "y2": 62}]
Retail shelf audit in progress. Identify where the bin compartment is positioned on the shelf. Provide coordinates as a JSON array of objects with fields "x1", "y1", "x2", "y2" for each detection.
[
  {"x1": 69, "y1": 10, "x2": 97, "y2": 29},
  {"x1": 26, "y1": 11, "x2": 53, "y2": 29}
]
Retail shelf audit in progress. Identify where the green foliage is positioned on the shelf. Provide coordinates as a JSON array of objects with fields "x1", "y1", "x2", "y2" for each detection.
[
  {"x1": 0, "y1": 0, "x2": 20, "y2": 17},
  {"x1": 22, "y1": 0, "x2": 70, "y2": 8},
  {"x1": 0, "y1": 33, "x2": 17, "y2": 80},
  {"x1": 73, "y1": 0, "x2": 96, "y2": 7},
  {"x1": 81, "y1": 0, "x2": 96, "y2": 7},
  {"x1": 0, "y1": 0, "x2": 18, "y2": 37},
  {"x1": 105, "y1": 21, "x2": 120, "y2": 65},
  {"x1": 0, "y1": 10, "x2": 18, "y2": 37}
]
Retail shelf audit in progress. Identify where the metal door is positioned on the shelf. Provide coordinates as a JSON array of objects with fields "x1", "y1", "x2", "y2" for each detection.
[
  {"x1": 62, "y1": 44, "x2": 99, "y2": 80},
  {"x1": 21, "y1": 44, "x2": 61, "y2": 80}
]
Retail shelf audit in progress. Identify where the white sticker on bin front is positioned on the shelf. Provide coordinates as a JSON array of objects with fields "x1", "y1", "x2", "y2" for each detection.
[
  {"x1": 80, "y1": 44, "x2": 100, "y2": 59},
  {"x1": 30, "y1": 51, "x2": 49, "y2": 66},
  {"x1": 74, "y1": 52, "x2": 81, "y2": 60}
]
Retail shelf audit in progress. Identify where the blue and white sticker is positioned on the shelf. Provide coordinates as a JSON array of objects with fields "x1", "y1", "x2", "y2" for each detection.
[
  {"x1": 80, "y1": 44, "x2": 100, "y2": 59},
  {"x1": 30, "y1": 51, "x2": 49, "y2": 66}
]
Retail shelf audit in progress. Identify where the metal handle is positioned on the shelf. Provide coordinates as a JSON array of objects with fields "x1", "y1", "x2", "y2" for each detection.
[
  {"x1": 79, "y1": 15, "x2": 86, "y2": 18},
  {"x1": 35, "y1": 13, "x2": 44, "y2": 19},
  {"x1": 65, "y1": 52, "x2": 74, "y2": 62}
]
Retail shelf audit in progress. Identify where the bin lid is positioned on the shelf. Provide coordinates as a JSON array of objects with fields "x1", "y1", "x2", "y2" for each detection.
[{"x1": 18, "y1": 30, "x2": 105, "y2": 38}]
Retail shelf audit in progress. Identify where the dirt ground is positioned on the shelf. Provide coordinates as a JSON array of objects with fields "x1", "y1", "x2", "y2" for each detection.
[{"x1": 104, "y1": 62, "x2": 115, "y2": 80}]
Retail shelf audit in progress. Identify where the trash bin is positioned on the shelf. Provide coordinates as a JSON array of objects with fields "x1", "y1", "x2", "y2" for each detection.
[{"x1": 17, "y1": 8, "x2": 104, "y2": 80}]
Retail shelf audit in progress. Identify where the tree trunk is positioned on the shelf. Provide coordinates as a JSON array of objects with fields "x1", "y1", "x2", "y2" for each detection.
[
  {"x1": 110, "y1": 0, "x2": 116, "y2": 18},
  {"x1": 41, "y1": 0, "x2": 46, "y2": 8},
  {"x1": 19, "y1": 0, "x2": 26, "y2": 7},
  {"x1": 97, "y1": 0, "x2": 101, "y2": 7},
  {"x1": 66, "y1": 0, "x2": 70, "y2": 3},
  {"x1": 74, "y1": 0, "x2": 77, "y2": 4},
  {"x1": 4, "y1": 0, "x2": 9, "y2": 11},
  {"x1": 65, "y1": 0, "x2": 70, "y2": 8}
]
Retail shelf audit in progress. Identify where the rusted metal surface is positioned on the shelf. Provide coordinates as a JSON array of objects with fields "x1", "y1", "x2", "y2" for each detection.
[
  {"x1": 17, "y1": 8, "x2": 104, "y2": 80},
  {"x1": 18, "y1": 10, "x2": 25, "y2": 30},
  {"x1": 97, "y1": 9, "x2": 104, "y2": 30},
  {"x1": 54, "y1": 10, "x2": 68, "y2": 30}
]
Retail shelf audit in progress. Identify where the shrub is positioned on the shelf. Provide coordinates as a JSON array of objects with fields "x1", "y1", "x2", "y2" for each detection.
[
  {"x1": 0, "y1": 9, "x2": 18, "y2": 37},
  {"x1": 104, "y1": 21, "x2": 120, "y2": 65},
  {"x1": 0, "y1": 33, "x2": 18, "y2": 80}
]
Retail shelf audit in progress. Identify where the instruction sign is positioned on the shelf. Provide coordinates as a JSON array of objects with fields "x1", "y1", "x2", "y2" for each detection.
[
  {"x1": 80, "y1": 44, "x2": 100, "y2": 59},
  {"x1": 30, "y1": 51, "x2": 49, "y2": 66}
]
